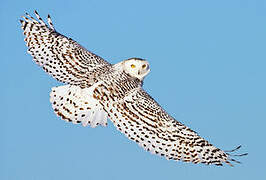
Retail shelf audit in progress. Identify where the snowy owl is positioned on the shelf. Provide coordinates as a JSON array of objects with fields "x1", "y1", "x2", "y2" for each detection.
[{"x1": 20, "y1": 11, "x2": 247, "y2": 166}]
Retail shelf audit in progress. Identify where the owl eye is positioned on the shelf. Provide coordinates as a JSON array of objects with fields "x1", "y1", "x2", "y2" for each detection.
[
  {"x1": 131, "y1": 64, "x2": 136, "y2": 68},
  {"x1": 142, "y1": 64, "x2": 146, "y2": 69}
]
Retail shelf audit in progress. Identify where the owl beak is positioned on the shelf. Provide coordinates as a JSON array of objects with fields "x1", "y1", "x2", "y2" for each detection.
[{"x1": 146, "y1": 64, "x2": 149, "y2": 70}]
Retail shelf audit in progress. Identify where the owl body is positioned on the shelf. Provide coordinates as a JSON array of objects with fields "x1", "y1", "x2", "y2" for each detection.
[{"x1": 20, "y1": 11, "x2": 246, "y2": 166}]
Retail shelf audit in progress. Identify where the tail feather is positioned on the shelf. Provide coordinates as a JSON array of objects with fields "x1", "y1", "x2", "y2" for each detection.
[{"x1": 50, "y1": 85, "x2": 107, "y2": 127}]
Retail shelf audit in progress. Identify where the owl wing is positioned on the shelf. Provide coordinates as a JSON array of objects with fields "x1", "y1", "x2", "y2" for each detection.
[
  {"x1": 93, "y1": 85, "x2": 245, "y2": 166},
  {"x1": 20, "y1": 11, "x2": 111, "y2": 87}
]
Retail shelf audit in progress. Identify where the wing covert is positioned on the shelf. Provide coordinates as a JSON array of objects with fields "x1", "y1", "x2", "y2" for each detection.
[{"x1": 20, "y1": 11, "x2": 111, "y2": 87}]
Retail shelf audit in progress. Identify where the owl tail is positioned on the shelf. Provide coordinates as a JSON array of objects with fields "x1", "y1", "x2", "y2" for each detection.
[{"x1": 49, "y1": 85, "x2": 108, "y2": 128}]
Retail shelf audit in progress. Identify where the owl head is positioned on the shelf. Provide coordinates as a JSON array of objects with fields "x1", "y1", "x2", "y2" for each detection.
[{"x1": 122, "y1": 58, "x2": 150, "y2": 81}]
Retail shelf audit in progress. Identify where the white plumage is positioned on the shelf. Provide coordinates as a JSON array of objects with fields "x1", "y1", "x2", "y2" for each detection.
[
  {"x1": 50, "y1": 84, "x2": 108, "y2": 127},
  {"x1": 20, "y1": 11, "x2": 247, "y2": 166}
]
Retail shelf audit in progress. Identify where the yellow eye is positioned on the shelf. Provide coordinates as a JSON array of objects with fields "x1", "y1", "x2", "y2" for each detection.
[
  {"x1": 131, "y1": 64, "x2": 136, "y2": 68},
  {"x1": 142, "y1": 64, "x2": 146, "y2": 69}
]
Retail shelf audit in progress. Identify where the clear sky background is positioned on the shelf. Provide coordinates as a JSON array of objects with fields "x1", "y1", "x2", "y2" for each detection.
[{"x1": 1, "y1": 0, "x2": 265, "y2": 179}]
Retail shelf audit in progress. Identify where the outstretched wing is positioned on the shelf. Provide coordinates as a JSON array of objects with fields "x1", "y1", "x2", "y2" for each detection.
[
  {"x1": 93, "y1": 85, "x2": 244, "y2": 166},
  {"x1": 20, "y1": 11, "x2": 111, "y2": 88}
]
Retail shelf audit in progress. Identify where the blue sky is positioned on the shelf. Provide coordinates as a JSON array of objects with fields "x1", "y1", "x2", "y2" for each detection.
[{"x1": 1, "y1": 0, "x2": 265, "y2": 179}]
